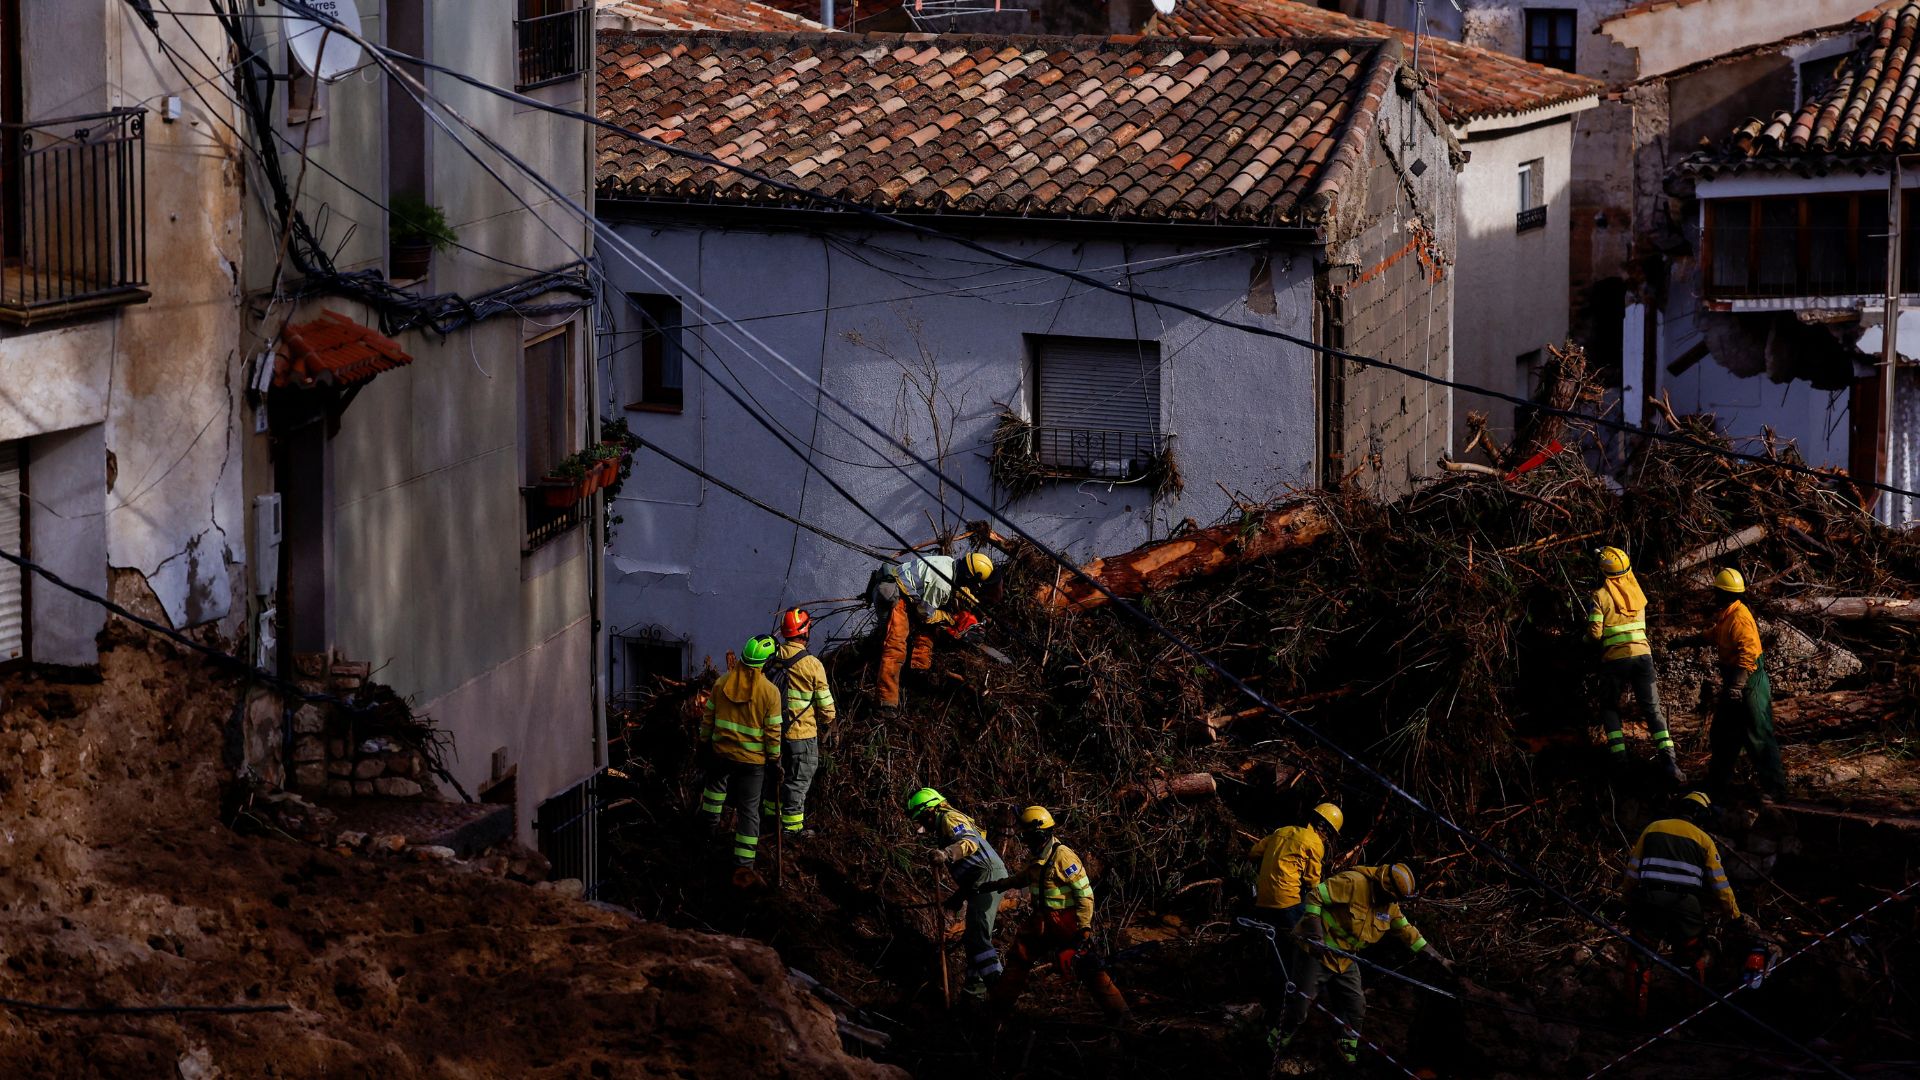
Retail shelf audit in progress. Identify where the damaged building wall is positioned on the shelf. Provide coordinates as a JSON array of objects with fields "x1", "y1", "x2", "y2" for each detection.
[
  {"x1": 598, "y1": 223, "x2": 1321, "y2": 674},
  {"x1": 1322, "y1": 76, "x2": 1460, "y2": 496},
  {"x1": 237, "y1": 2, "x2": 599, "y2": 841},
  {"x1": 0, "y1": 4, "x2": 246, "y2": 664}
]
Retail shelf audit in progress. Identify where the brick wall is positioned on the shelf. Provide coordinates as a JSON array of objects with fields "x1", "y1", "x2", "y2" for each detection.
[{"x1": 1322, "y1": 93, "x2": 1457, "y2": 499}]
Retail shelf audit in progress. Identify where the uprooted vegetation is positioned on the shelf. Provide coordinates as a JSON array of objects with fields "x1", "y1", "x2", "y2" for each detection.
[{"x1": 606, "y1": 350, "x2": 1920, "y2": 1077}]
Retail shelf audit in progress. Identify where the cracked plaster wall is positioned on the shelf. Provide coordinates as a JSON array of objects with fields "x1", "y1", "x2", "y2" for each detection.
[{"x1": 0, "y1": 4, "x2": 246, "y2": 640}]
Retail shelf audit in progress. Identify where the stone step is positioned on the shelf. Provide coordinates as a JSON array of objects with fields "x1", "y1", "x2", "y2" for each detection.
[{"x1": 319, "y1": 799, "x2": 513, "y2": 858}]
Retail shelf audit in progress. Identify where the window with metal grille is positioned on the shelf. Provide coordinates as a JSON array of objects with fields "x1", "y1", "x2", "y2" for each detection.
[
  {"x1": 1029, "y1": 336, "x2": 1165, "y2": 480},
  {"x1": 1524, "y1": 9, "x2": 1577, "y2": 72},
  {"x1": 515, "y1": 0, "x2": 586, "y2": 91},
  {"x1": 1517, "y1": 158, "x2": 1546, "y2": 232},
  {"x1": 521, "y1": 324, "x2": 581, "y2": 552},
  {"x1": 624, "y1": 292, "x2": 683, "y2": 413},
  {"x1": 0, "y1": 442, "x2": 22, "y2": 664}
]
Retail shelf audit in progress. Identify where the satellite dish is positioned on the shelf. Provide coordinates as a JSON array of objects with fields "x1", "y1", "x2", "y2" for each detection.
[
  {"x1": 1150, "y1": 0, "x2": 1176, "y2": 12},
  {"x1": 282, "y1": 0, "x2": 364, "y2": 83}
]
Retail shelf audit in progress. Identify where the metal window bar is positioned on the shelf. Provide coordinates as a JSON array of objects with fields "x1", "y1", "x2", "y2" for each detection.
[
  {"x1": 514, "y1": 7, "x2": 587, "y2": 91},
  {"x1": 1, "y1": 109, "x2": 147, "y2": 318},
  {"x1": 1029, "y1": 425, "x2": 1168, "y2": 481},
  {"x1": 1515, "y1": 205, "x2": 1547, "y2": 233},
  {"x1": 535, "y1": 770, "x2": 603, "y2": 900},
  {"x1": 522, "y1": 489, "x2": 583, "y2": 553}
]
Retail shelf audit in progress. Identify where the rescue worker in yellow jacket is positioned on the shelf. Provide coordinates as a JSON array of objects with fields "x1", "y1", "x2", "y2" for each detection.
[
  {"x1": 1249, "y1": 802, "x2": 1343, "y2": 930},
  {"x1": 698, "y1": 636, "x2": 784, "y2": 871},
  {"x1": 975, "y1": 806, "x2": 1128, "y2": 1017},
  {"x1": 1282, "y1": 864, "x2": 1453, "y2": 1066},
  {"x1": 867, "y1": 551, "x2": 993, "y2": 712},
  {"x1": 761, "y1": 609, "x2": 836, "y2": 838},
  {"x1": 1621, "y1": 792, "x2": 1748, "y2": 1007},
  {"x1": 908, "y1": 787, "x2": 1009, "y2": 995},
  {"x1": 1702, "y1": 569, "x2": 1785, "y2": 801},
  {"x1": 1589, "y1": 546, "x2": 1684, "y2": 782}
]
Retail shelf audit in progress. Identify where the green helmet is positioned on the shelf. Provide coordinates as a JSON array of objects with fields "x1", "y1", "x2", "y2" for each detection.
[
  {"x1": 906, "y1": 787, "x2": 946, "y2": 818},
  {"x1": 741, "y1": 635, "x2": 778, "y2": 667}
]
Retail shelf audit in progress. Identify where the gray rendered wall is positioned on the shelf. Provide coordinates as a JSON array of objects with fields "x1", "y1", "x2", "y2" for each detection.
[
  {"x1": 600, "y1": 224, "x2": 1318, "y2": 671},
  {"x1": 28, "y1": 424, "x2": 107, "y2": 667}
]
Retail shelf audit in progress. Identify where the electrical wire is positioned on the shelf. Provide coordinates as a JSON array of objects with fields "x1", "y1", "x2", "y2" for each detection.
[{"x1": 159, "y1": 11, "x2": 1867, "y2": 1071}]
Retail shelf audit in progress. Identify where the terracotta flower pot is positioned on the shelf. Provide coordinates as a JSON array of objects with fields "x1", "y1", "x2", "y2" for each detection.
[
  {"x1": 390, "y1": 240, "x2": 433, "y2": 281},
  {"x1": 598, "y1": 459, "x2": 619, "y2": 488}
]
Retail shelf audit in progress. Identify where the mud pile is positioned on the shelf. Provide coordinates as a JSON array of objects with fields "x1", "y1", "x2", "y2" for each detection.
[{"x1": 0, "y1": 630, "x2": 899, "y2": 1080}]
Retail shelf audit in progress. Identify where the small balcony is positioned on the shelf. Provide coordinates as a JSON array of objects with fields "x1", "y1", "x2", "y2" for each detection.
[
  {"x1": 515, "y1": 6, "x2": 588, "y2": 92},
  {"x1": 0, "y1": 109, "x2": 149, "y2": 327},
  {"x1": 1516, "y1": 205, "x2": 1547, "y2": 233},
  {"x1": 1031, "y1": 425, "x2": 1170, "y2": 482},
  {"x1": 522, "y1": 488, "x2": 583, "y2": 554}
]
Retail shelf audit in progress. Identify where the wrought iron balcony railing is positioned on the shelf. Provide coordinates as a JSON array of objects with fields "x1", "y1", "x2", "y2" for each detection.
[
  {"x1": 1516, "y1": 205, "x2": 1547, "y2": 233},
  {"x1": 1030, "y1": 425, "x2": 1170, "y2": 481},
  {"x1": 0, "y1": 109, "x2": 148, "y2": 326},
  {"x1": 515, "y1": 7, "x2": 588, "y2": 91}
]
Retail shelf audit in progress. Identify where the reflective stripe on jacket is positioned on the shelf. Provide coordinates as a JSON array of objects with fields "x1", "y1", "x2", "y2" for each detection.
[
  {"x1": 1624, "y1": 817, "x2": 1740, "y2": 920},
  {"x1": 775, "y1": 641, "x2": 836, "y2": 740},
  {"x1": 1250, "y1": 825, "x2": 1323, "y2": 910},
  {"x1": 1299, "y1": 866, "x2": 1427, "y2": 973},
  {"x1": 700, "y1": 662, "x2": 783, "y2": 765},
  {"x1": 889, "y1": 555, "x2": 958, "y2": 622},
  {"x1": 1708, "y1": 600, "x2": 1763, "y2": 674},
  {"x1": 931, "y1": 806, "x2": 1001, "y2": 880},
  {"x1": 1015, "y1": 839, "x2": 1095, "y2": 929},
  {"x1": 1588, "y1": 572, "x2": 1652, "y2": 661}
]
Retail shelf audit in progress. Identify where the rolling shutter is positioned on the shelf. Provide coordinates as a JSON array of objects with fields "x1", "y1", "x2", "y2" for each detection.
[
  {"x1": 0, "y1": 444, "x2": 22, "y2": 661},
  {"x1": 1034, "y1": 336, "x2": 1161, "y2": 435}
]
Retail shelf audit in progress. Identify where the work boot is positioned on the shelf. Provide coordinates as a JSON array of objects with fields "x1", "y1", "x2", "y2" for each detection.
[
  {"x1": 962, "y1": 977, "x2": 990, "y2": 1001},
  {"x1": 730, "y1": 866, "x2": 767, "y2": 890},
  {"x1": 1659, "y1": 750, "x2": 1688, "y2": 785}
]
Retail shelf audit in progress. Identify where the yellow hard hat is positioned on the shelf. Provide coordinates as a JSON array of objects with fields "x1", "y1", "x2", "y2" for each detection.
[
  {"x1": 1311, "y1": 802, "x2": 1344, "y2": 834},
  {"x1": 1382, "y1": 863, "x2": 1416, "y2": 899},
  {"x1": 1597, "y1": 546, "x2": 1631, "y2": 577},
  {"x1": 1019, "y1": 805, "x2": 1055, "y2": 831},
  {"x1": 1713, "y1": 568, "x2": 1746, "y2": 594},
  {"x1": 1682, "y1": 791, "x2": 1711, "y2": 810},
  {"x1": 964, "y1": 552, "x2": 995, "y2": 583}
]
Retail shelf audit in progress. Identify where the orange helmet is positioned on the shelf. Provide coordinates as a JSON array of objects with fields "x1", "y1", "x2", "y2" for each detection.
[{"x1": 780, "y1": 608, "x2": 812, "y2": 638}]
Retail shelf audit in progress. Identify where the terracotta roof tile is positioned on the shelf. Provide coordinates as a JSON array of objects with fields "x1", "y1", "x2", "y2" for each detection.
[
  {"x1": 597, "y1": 28, "x2": 1399, "y2": 226},
  {"x1": 274, "y1": 311, "x2": 413, "y2": 391},
  {"x1": 1690, "y1": 2, "x2": 1920, "y2": 173},
  {"x1": 596, "y1": 0, "x2": 823, "y2": 32},
  {"x1": 1143, "y1": 0, "x2": 1600, "y2": 125}
]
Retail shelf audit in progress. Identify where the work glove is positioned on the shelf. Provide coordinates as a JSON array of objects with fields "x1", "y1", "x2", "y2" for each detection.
[
  {"x1": 1719, "y1": 681, "x2": 1745, "y2": 706},
  {"x1": 947, "y1": 611, "x2": 980, "y2": 638},
  {"x1": 956, "y1": 587, "x2": 979, "y2": 609},
  {"x1": 1739, "y1": 914, "x2": 1765, "y2": 939},
  {"x1": 1427, "y1": 950, "x2": 1456, "y2": 975},
  {"x1": 945, "y1": 888, "x2": 969, "y2": 912},
  {"x1": 1076, "y1": 927, "x2": 1096, "y2": 949}
]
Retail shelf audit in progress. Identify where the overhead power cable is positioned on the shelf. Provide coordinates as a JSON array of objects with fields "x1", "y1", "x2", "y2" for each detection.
[
  {"x1": 182, "y1": 9, "x2": 1858, "y2": 1072},
  {"x1": 630, "y1": 438, "x2": 892, "y2": 559}
]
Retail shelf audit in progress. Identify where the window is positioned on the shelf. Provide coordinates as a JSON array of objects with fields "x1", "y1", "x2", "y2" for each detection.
[
  {"x1": 624, "y1": 638, "x2": 684, "y2": 686},
  {"x1": 1029, "y1": 335, "x2": 1165, "y2": 479},
  {"x1": 515, "y1": 0, "x2": 586, "y2": 91},
  {"x1": 1516, "y1": 158, "x2": 1546, "y2": 231},
  {"x1": 1703, "y1": 193, "x2": 1905, "y2": 299},
  {"x1": 1524, "y1": 9, "x2": 1577, "y2": 72},
  {"x1": 521, "y1": 324, "x2": 580, "y2": 551},
  {"x1": 0, "y1": 442, "x2": 23, "y2": 664},
  {"x1": 625, "y1": 293, "x2": 684, "y2": 413},
  {"x1": 286, "y1": 43, "x2": 325, "y2": 127}
]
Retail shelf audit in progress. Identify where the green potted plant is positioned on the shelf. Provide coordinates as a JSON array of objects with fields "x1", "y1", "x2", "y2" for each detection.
[
  {"x1": 542, "y1": 452, "x2": 593, "y2": 508},
  {"x1": 389, "y1": 193, "x2": 457, "y2": 280}
]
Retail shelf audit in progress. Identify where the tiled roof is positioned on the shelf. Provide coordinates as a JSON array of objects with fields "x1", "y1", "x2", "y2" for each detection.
[
  {"x1": 1605, "y1": 0, "x2": 1896, "y2": 27},
  {"x1": 275, "y1": 311, "x2": 413, "y2": 390},
  {"x1": 595, "y1": 0, "x2": 823, "y2": 33},
  {"x1": 1143, "y1": 0, "x2": 1599, "y2": 125},
  {"x1": 1689, "y1": 2, "x2": 1920, "y2": 174},
  {"x1": 596, "y1": 30, "x2": 1400, "y2": 228}
]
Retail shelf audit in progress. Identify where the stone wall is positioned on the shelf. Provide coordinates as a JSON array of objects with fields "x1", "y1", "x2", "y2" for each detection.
[{"x1": 242, "y1": 651, "x2": 436, "y2": 802}]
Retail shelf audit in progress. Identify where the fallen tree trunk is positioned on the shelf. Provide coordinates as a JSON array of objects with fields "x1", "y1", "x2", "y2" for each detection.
[
  {"x1": 1776, "y1": 595, "x2": 1920, "y2": 623},
  {"x1": 1670, "y1": 525, "x2": 1768, "y2": 573},
  {"x1": 1035, "y1": 501, "x2": 1333, "y2": 612}
]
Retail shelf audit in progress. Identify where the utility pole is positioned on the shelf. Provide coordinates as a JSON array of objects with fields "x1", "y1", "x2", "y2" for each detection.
[{"x1": 1884, "y1": 160, "x2": 1904, "y2": 525}]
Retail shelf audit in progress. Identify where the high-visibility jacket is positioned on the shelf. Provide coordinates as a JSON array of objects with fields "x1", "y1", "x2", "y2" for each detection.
[
  {"x1": 1624, "y1": 817, "x2": 1740, "y2": 920},
  {"x1": 700, "y1": 662, "x2": 783, "y2": 765},
  {"x1": 1250, "y1": 824, "x2": 1324, "y2": 910},
  {"x1": 1708, "y1": 600, "x2": 1763, "y2": 674},
  {"x1": 888, "y1": 554, "x2": 960, "y2": 624},
  {"x1": 1007, "y1": 838, "x2": 1096, "y2": 929},
  {"x1": 1588, "y1": 572, "x2": 1652, "y2": 661},
  {"x1": 774, "y1": 641, "x2": 836, "y2": 740},
  {"x1": 1298, "y1": 866, "x2": 1428, "y2": 973},
  {"x1": 929, "y1": 805, "x2": 1002, "y2": 881}
]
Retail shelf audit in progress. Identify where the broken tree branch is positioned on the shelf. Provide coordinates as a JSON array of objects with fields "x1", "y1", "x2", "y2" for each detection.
[
  {"x1": 1670, "y1": 525, "x2": 1768, "y2": 573},
  {"x1": 1775, "y1": 596, "x2": 1920, "y2": 623}
]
